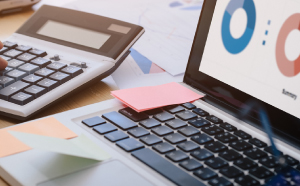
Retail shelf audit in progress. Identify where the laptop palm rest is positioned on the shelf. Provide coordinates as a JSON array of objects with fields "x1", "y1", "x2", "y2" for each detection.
[{"x1": 38, "y1": 159, "x2": 153, "y2": 186}]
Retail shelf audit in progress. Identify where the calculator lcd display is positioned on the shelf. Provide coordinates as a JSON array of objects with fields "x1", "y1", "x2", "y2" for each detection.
[{"x1": 37, "y1": 20, "x2": 111, "y2": 49}]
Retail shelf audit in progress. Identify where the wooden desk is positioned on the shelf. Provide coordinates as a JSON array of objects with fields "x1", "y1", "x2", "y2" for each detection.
[{"x1": 0, "y1": 9, "x2": 116, "y2": 186}]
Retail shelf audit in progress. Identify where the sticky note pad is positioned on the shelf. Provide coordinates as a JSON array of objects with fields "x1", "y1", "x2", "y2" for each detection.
[
  {"x1": 111, "y1": 82, "x2": 202, "y2": 112},
  {"x1": 0, "y1": 117, "x2": 77, "y2": 158}
]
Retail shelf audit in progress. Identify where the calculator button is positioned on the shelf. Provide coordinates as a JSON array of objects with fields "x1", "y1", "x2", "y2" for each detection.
[
  {"x1": 220, "y1": 166, "x2": 243, "y2": 178},
  {"x1": 259, "y1": 156, "x2": 279, "y2": 168},
  {"x1": 194, "y1": 168, "x2": 217, "y2": 180},
  {"x1": 93, "y1": 123, "x2": 117, "y2": 134},
  {"x1": 49, "y1": 72, "x2": 71, "y2": 84},
  {"x1": 209, "y1": 177, "x2": 233, "y2": 186},
  {"x1": 24, "y1": 85, "x2": 47, "y2": 98},
  {"x1": 264, "y1": 146, "x2": 283, "y2": 156},
  {"x1": 205, "y1": 141, "x2": 228, "y2": 153},
  {"x1": 234, "y1": 130, "x2": 252, "y2": 139},
  {"x1": 181, "y1": 102, "x2": 196, "y2": 110},
  {"x1": 151, "y1": 125, "x2": 173, "y2": 136},
  {"x1": 9, "y1": 92, "x2": 33, "y2": 105},
  {"x1": 191, "y1": 133, "x2": 214, "y2": 145},
  {"x1": 234, "y1": 158, "x2": 258, "y2": 170},
  {"x1": 18, "y1": 63, "x2": 40, "y2": 73},
  {"x1": 3, "y1": 41, "x2": 17, "y2": 48},
  {"x1": 206, "y1": 115, "x2": 223, "y2": 124},
  {"x1": 119, "y1": 107, "x2": 149, "y2": 122},
  {"x1": 205, "y1": 157, "x2": 228, "y2": 169},
  {"x1": 0, "y1": 81, "x2": 30, "y2": 100},
  {"x1": 128, "y1": 127, "x2": 150, "y2": 138},
  {"x1": 164, "y1": 105, "x2": 185, "y2": 114},
  {"x1": 191, "y1": 149, "x2": 214, "y2": 161},
  {"x1": 7, "y1": 59, "x2": 25, "y2": 68},
  {"x1": 116, "y1": 138, "x2": 144, "y2": 152},
  {"x1": 61, "y1": 65, "x2": 83, "y2": 77},
  {"x1": 144, "y1": 108, "x2": 163, "y2": 115},
  {"x1": 188, "y1": 117, "x2": 210, "y2": 128},
  {"x1": 179, "y1": 159, "x2": 203, "y2": 171},
  {"x1": 17, "y1": 53, "x2": 36, "y2": 62},
  {"x1": 153, "y1": 142, "x2": 175, "y2": 154},
  {"x1": 34, "y1": 68, "x2": 55, "y2": 77},
  {"x1": 140, "y1": 134, "x2": 162, "y2": 145},
  {"x1": 29, "y1": 48, "x2": 47, "y2": 57},
  {"x1": 102, "y1": 111, "x2": 137, "y2": 130},
  {"x1": 0, "y1": 47, "x2": 8, "y2": 54},
  {"x1": 47, "y1": 62, "x2": 67, "y2": 70},
  {"x1": 104, "y1": 130, "x2": 129, "y2": 142},
  {"x1": 15, "y1": 45, "x2": 32, "y2": 52},
  {"x1": 165, "y1": 119, "x2": 187, "y2": 129},
  {"x1": 4, "y1": 49, "x2": 23, "y2": 58},
  {"x1": 30, "y1": 57, "x2": 51, "y2": 68},
  {"x1": 0, "y1": 55, "x2": 11, "y2": 61},
  {"x1": 219, "y1": 122, "x2": 237, "y2": 132},
  {"x1": 175, "y1": 110, "x2": 197, "y2": 121},
  {"x1": 192, "y1": 108, "x2": 209, "y2": 117},
  {"x1": 82, "y1": 116, "x2": 106, "y2": 127},
  {"x1": 22, "y1": 74, "x2": 43, "y2": 84},
  {"x1": 249, "y1": 166, "x2": 274, "y2": 179},
  {"x1": 244, "y1": 148, "x2": 267, "y2": 160},
  {"x1": 235, "y1": 175, "x2": 259, "y2": 186},
  {"x1": 215, "y1": 132, "x2": 238, "y2": 143},
  {"x1": 284, "y1": 155, "x2": 299, "y2": 166},
  {"x1": 202, "y1": 125, "x2": 224, "y2": 135},
  {"x1": 166, "y1": 150, "x2": 189, "y2": 162},
  {"x1": 177, "y1": 141, "x2": 199, "y2": 152},
  {"x1": 178, "y1": 126, "x2": 200, "y2": 137},
  {"x1": 153, "y1": 111, "x2": 175, "y2": 122},
  {"x1": 6, "y1": 69, "x2": 28, "y2": 81},
  {"x1": 0, "y1": 76, "x2": 15, "y2": 87},
  {"x1": 37, "y1": 78, "x2": 59, "y2": 91},
  {"x1": 229, "y1": 140, "x2": 252, "y2": 151},
  {"x1": 219, "y1": 149, "x2": 242, "y2": 161},
  {"x1": 164, "y1": 133, "x2": 186, "y2": 144},
  {"x1": 0, "y1": 67, "x2": 14, "y2": 76},
  {"x1": 139, "y1": 118, "x2": 161, "y2": 129},
  {"x1": 249, "y1": 138, "x2": 267, "y2": 148}
]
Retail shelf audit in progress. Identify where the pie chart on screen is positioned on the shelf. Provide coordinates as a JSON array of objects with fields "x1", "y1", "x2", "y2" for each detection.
[{"x1": 276, "y1": 13, "x2": 300, "y2": 77}]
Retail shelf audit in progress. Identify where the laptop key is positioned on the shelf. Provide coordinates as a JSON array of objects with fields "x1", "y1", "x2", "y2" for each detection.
[
  {"x1": 244, "y1": 148, "x2": 267, "y2": 160},
  {"x1": 202, "y1": 125, "x2": 224, "y2": 135},
  {"x1": 205, "y1": 157, "x2": 228, "y2": 169},
  {"x1": 153, "y1": 142, "x2": 175, "y2": 154},
  {"x1": 17, "y1": 53, "x2": 36, "y2": 62},
  {"x1": 102, "y1": 111, "x2": 137, "y2": 130},
  {"x1": 191, "y1": 133, "x2": 214, "y2": 145},
  {"x1": 0, "y1": 67, "x2": 14, "y2": 76},
  {"x1": 93, "y1": 123, "x2": 117, "y2": 134},
  {"x1": 176, "y1": 110, "x2": 197, "y2": 121},
  {"x1": 164, "y1": 133, "x2": 186, "y2": 144},
  {"x1": 180, "y1": 159, "x2": 203, "y2": 171},
  {"x1": 219, "y1": 122, "x2": 237, "y2": 132},
  {"x1": 220, "y1": 166, "x2": 243, "y2": 178},
  {"x1": 82, "y1": 116, "x2": 106, "y2": 127},
  {"x1": 7, "y1": 59, "x2": 25, "y2": 68},
  {"x1": 235, "y1": 175, "x2": 260, "y2": 186},
  {"x1": 61, "y1": 65, "x2": 83, "y2": 77},
  {"x1": 3, "y1": 41, "x2": 17, "y2": 48},
  {"x1": 264, "y1": 146, "x2": 283, "y2": 156},
  {"x1": 30, "y1": 57, "x2": 51, "y2": 68},
  {"x1": 0, "y1": 76, "x2": 15, "y2": 87},
  {"x1": 29, "y1": 48, "x2": 47, "y2": 57},
  {"x1": 194, "y1": 168, "x2": 218, "y2": 180},
  {"x1": 6, "y1": 69, "x2": 28, "y2": 81},
  {"x1": 206, "y1": 115, "x2": 223, "y2": 124},
  {"x1": 178, "y1": 126, "x2": 200, "y2": 137},
  {"x1": 24, "y1": 85, "x2": 47, "y2": 98},
  {"x1": 181, "y1": 102, "x2": 196, "y2": 110},
  {"x1": 140, "y1": 134, "x2": 162, "y2": 145},
  {"x1": 4, "y1": 49, "x2": 22, "y2": 58},
  {"x1": 37, "y1": 78, "x2": 59, "y2": 91},
  {"x1": 284, "y1": 155, "x2": 299, "y2": 166},
  {"x1": 177, "y1": 141, "x2": 199, "y2": 152},
  {"x1": 49, "y1": 72, "x2": 71, "y2": 84},
  {"x1": 0, "y1": 81, "x2": 30, "y2": 100},
  {"x1": 215, "y1": 132, "x2": 238, "y2": 143},
  {"x1": 151, "y1": 125, "x2": 173, "y2": 136},
  {"x1": 191, "y1": 149, "x2": 214, "y2": 161},
  {"x1": 188, "y1": 117, "x2": 210, "y2": 128},
  {"x1": 34, "y1": 68, "x2": 55, "y2": 77},
  {"x1": 105, "y1": 130, "x2": 129, "y2": 142},
  {"x1": 164, "y1": 105, "x2": 185, "y2": 114},
  {"x1": 15, "y1": 45, "x2": 32, "y2": 52},
  {"x1": 9, "y1": 92, "x2": 33, "y2": 105},
  {"x1": 234, "y1": 158, "x2": 258, "y2": 170},
  {"x1": 166, "y1": 119, "x2": 187, "y2": 129},
  {"x1": 119, "y1": 107, "x2": 149, "y2": 122},
  {"x1": 249, "y1": 138, "x2": 267, "y2": 148},
  {"x1": 166, "y1": 150, "x2": 189, "y2": 162},
  {"x1": 18, "y1": 63, "x2": 40, "y2": 74},
  {"x1": 209, "y1": 177, "x2": 233, "y2": 186},
  {"x1": 192, "y1": 108, "x2": 209, "y2": 117},
  {"x1": 139, "y1": 118, "x2": 161, "y2": 129},
  {"x1": 259, "y1": 156, "x2": 279, "y2": 168},
  {"x1": 234, "y1": 130, "x2": 252, "y2": 139},
  {"x1": 229, "y1": 140, "x2": 252, "y2": 151},
  {"x1": 116, "y1": 138, "x2": 144, "y2": 152},
  {"x1": 132, "y1": 148, "x2": 205, "y2": 186},
  {"x1": 219, "y1": 149, "x2": 242, "y2": 161},
  {"x1": 249, "y1": 166, "x2": 274, "y2": 179},
  {"x1": 128, "y1": 127, "x2": 150, "y2": 137},
  {"x1": 154, "y1": 111, "x2": 175, "y2": 122},
  {"x1": 205, "y1": 141, "x2": 228, "y2": 153}
]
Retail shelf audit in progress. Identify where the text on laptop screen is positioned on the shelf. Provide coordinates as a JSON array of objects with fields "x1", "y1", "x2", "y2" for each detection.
[{"x1": 200, "y1": 0, "x2": 300, "y2": 118}]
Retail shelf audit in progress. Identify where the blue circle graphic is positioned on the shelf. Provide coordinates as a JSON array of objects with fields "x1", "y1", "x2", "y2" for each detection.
[{"x1": 221, "y1": 0, "x2": 256, "y2": 54}]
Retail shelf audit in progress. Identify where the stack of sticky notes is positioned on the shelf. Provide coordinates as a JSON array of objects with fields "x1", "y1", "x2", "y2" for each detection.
[{"x1": 111, "y1": 82, "x2": 202, "y2": 112}]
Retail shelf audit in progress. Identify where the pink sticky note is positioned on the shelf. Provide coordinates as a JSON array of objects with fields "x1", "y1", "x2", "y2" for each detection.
[{"x1": 111, "y1": 82, "x2": 202, "y2": 112}]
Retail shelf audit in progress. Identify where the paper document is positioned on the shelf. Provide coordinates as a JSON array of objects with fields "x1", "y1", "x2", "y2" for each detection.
[
  {"x1": 9, "y1": 132, "x2": 110, "y2": 161},
  {"x1": 112, "y1": 49, "x2": 183, "y2": 89},
  {"x1": 64, "y1": 0, "x2": 203, "y2": 75},
  {"x1": 111, "y1": 82, "x2": 203, "y2": 112},
  {"x1": 0, "y1": 117, "x2": 77, "y2": 158}
]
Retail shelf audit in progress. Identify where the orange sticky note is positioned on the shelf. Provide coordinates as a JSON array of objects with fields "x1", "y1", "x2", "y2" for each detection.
[
  {"x1": 111, "y1": 82, "x2": 202, "y2": 112},
  {"x1": 0, "y1": 117, "x2": 77, "y2": 158}
]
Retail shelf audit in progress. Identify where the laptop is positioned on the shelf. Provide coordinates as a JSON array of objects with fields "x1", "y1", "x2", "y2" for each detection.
[{"x1": 1, "y1": 0, "x2": 300, "y2": 185}]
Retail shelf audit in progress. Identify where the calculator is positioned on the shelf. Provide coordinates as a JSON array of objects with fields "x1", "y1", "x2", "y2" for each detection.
[{"x1": 0, "y1": 5, "x2": 144, "y2": 120}]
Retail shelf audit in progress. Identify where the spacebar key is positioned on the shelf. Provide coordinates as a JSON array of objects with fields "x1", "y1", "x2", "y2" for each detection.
[{"x1": 132, "y1": 148, "x2": 205, "y2": 186}]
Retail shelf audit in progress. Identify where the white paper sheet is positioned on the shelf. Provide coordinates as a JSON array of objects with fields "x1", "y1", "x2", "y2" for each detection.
[{"x1": 64, "y1": 0, "x2": 202, "y2": 76}]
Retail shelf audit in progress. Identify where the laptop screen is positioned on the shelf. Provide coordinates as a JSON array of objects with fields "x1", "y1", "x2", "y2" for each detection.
[
  {"x1": 200, "y1": 0, "x2": 300, "y2": 118},
  {"x1": 184, "y1": 0, "x2": 300, "y2": 146}
]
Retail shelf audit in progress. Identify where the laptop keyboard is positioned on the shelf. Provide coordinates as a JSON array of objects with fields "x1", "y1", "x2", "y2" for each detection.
[
  {"x1": 0, "y1": 41, "x2": 84, "y2": 105},
  {"x1": 82, "y1": 103, "x2": 300, "y2": 186}
]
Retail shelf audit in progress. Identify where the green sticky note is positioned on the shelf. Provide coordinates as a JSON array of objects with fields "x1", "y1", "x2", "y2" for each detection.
[{"x1": 9, "y1": 131, "x2": 110, "y2": 161}]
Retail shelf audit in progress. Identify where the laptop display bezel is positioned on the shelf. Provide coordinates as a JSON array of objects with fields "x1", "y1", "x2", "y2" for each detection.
[{"x1": 184, "y1": 0, "x2": 300, "y2": 147}]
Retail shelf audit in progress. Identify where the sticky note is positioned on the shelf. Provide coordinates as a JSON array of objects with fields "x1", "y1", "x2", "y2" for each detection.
[
  {"x1": 0, "y1": 117, "x2": 77, "y2": 158},
  {"x1": 9, "y1": 131, "x2": 110, "y2": 161},
  {"x1": 111, "y1": 82, "x2": 202, "y2": 112}
]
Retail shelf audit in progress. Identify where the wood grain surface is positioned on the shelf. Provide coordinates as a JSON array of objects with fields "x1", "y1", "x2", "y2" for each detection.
[{"x1": 0, "y1": 8, "x2": 116, "y2": 186}]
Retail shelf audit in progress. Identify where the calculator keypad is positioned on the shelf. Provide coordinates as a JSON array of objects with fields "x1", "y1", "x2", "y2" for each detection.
[{"x1": 0, "y1": 41, "x2": 85, "y2": 105}]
